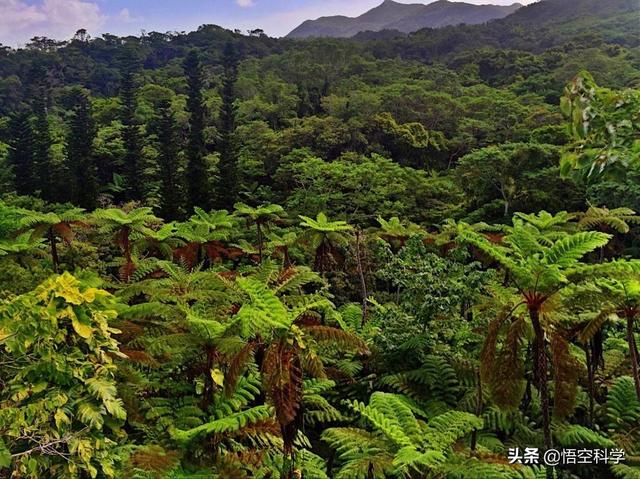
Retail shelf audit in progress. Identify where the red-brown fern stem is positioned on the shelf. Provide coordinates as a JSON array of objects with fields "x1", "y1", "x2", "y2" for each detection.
[
  {"x1": 625, "y1": 307, "x2": 640, "y2": 400},
  {"x1": 201, "y1": 344, "x2": 219, "y2": 410},
  {"x1": 585, "y1": 346, "x2": 595, "y2": 425},
  {"x1": 354, "y1": 229, "x2": 368, "y2": 325},
  {"x1": 528, "y1": 302, "x2": 553, "y2": 479},
  {"x1": 48, "y1": 227, "x2": 59, "y2": 274},
  {"x1": 470, "y1": 367, "x2": 483, "y2": 455},
  {"x1": 116, "y1": 226, "x2": 134, "y2": 281},
  {"x1": 256, "y1": 220, "x2": 264, "y2": 263}
]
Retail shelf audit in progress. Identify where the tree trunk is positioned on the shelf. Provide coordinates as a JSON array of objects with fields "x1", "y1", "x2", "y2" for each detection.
[
  {"x1": 367, "y1": 462, "x2": 374, "y2": 479},
  {"x1": 470, "y1": 367, "x2": 483, "y2": 455},
  {"x1": 354, "y1": 229, "x2": 368, "y2": 326},
  {"x1": 201, "y1": 344, "x2": 217, "y2": 409},
  {"x1": 257, "y1": 222, "x2": 264, "y2": 263},
  {"x1": 122, "y1": 227, "x2": 134, "y2": 282},
  {"x1": 529, "y1": 306, "x2": 552, "y2": 477},
  {"x1": 585, "y1": 347, "x2": 595, "y2": 425},
  {"x1": 282, "y1": 246, "x2": 292, "y2": 269},
  {"x1": 626, "y1": 313, "x2": 640, "y2": 400},
  {"x1": 48, "y1": 227, "x2": 59, "y2": 274}
]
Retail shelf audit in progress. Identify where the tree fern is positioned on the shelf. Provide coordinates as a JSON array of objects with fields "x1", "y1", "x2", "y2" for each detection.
[
  {"x1": 325, "y1": 392, "x2": 483, "y2": 478},
  {"x1": 379, "y1": 355, "x2": 460, "y2": 406},
  {"x1": 578, "y1": 206, "x2": 640, "y2": 234},
  {"x1": 605, "y1": 376, "x2": 640, "y2": 441}
]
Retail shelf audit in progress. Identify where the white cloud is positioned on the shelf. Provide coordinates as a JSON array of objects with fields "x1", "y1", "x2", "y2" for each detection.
[
  {"x1": 117, "y1": 8, "x2": 141, "y2": 24},
  {"x1": 119, "y1": 8, "x2": 132, "y2": 23},
  {"x1": 0, "y1": 0, "x2": 106, "y2": 47},
  {"x1": 236, "y1": 0, "x2": 256, "y2": 8}
]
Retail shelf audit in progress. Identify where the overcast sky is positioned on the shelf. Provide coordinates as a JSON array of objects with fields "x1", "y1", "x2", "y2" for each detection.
[{"x1": 0, "y1": 0, "x2": 537, "y2": 47}]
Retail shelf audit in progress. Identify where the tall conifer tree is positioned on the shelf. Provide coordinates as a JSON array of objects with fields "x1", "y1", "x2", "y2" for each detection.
[
  {"x1": 183, "y1": 49, "x2": 210, "y2": 211},
  {"x1": 215, "y1": 41, "x2": 239, "y2": 210},
  {"x1": 28, "y1": 64, "x2": 55, "y2": 202},
  {"x1": 119, "y1": 48, "x2": 144, "y2": 201},
  {"x1": 8, "y1": 110, "x2": 35, "y2": 196},
  {"x1": 66, "y1": 88, "x2": 98, "y2": 209},
  {"x1": 155, "y1": 99, "x2": 183, "y2": 220}
]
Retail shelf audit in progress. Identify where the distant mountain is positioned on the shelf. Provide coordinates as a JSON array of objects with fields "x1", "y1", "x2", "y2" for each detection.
[
  {"x1": 286, "y1": 0, "x2": 522, "y2": 39},
  {"x1": 365, "y1": 0, "x2": 639, "y2": 65}
]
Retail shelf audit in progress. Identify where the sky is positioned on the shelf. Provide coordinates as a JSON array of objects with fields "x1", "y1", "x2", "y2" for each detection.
[{"x1": 0, "y1": 0, "x2": 537, "y2": 47}]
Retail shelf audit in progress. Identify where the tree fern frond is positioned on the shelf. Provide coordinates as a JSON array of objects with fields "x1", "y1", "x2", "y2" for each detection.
[
  {"x1": 612, "y1": 464, "x2": 640, "y2": 479},
  {"x1": 554, "y1": 424, "x2": 615, "y2": 448},
  {"x1": 305, "y1": 325, "x2": 369, "y2": 354},
  {"x1": 423, "y1": 410, "x2": 483, "y2": 450},
  {"x1": 606, "y1": 377, "x2": 640, "y2": 434},
  {"x1": 170, "y1": 405, "x2": 274, "y2": 443},
  {"x1": 543, "y1": 231, "x2": 611, "y2": 267}
]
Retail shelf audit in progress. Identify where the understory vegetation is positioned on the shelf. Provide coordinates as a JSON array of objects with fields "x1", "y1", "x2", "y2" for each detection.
[{"x1": 0, "y1": 0, "x2": 639, "y2": 477}]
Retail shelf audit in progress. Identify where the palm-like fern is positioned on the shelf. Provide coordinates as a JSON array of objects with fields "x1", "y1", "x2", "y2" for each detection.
[
  {"x1": 299, "y1": 212, "x2": 353, "y2": 272},
  {"x1": 578, "y1": 206, "x2": 640, "y2": 234},
  {"x1": 222, "y1": 268, "x2": 368, "y2": 459},
  {"x1": 234, "y1": 203, "x2": 285, "y2": 262},
  {"x1": 174, "y1": 208, "x2": 236, "y2": 266},
  {"x1": 17, "y1": 207, "x2": 86, "y2": 272},
  {"x1": 266, "y1": 231, "x2": 298, "y2": 268},
  {"x1": 457, "y1": 211, "x2": 639, "y2": 454},
  {"x1": 0, "y1": 233, "x2": 45, "y2": 257},
  {"x1": 323, "y1": 392, "x2": 483, "y2": 478},
  {"x1": 133, "y1": 222, "x2": 184, "y2": 261},
  {"x1": 605, "y1": 376, "x2": 640, "y2": 454},
  {"x1": 91, "y1": 207, "x2": 161, "y2": 281},
  {"x1": 572, "y1": 278, "x2": 640, "y2": 400},
  {"x1": 376, "y1": 216, "x2": 423, "y2": 250}
]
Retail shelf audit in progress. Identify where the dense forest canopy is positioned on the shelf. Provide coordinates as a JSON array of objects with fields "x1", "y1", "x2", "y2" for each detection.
[{"x1": 0, "y1": 0, "x2": 639, "y2": 477}]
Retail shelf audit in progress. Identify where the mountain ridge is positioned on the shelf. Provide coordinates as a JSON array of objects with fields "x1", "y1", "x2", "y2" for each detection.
[{"x1": 286, "y1": 0, "x2": 523, "y2": 38}]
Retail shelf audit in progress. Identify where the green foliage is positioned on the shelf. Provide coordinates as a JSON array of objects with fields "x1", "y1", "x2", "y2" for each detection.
[
  {"x1": 323, "y1": 392, "x2": 483, "y2": 478},
  {"x1": 560, "y1": 71, "x2": 640, "y2": 182},
  {"x1": 170, "y1": 406, "x2": 274, "y2": 443},
  {"x1": 0, "y1": 5, "x2": 639, "y2": 476},
  {"x1": 0, "y1": 273, "x2": 125, "y2": 477}
]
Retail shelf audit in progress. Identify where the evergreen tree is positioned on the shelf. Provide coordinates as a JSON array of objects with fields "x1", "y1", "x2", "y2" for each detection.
[
  {"x1": 215, "y1": 42, "x2": 239, "y2": 210},
  {"x1": 8, "y1": 110, "x2": 35, "y2": 196},
  {"x1": 28, "y1": 64, "x2": 55, "y2": 202},
  {"x1": 155, "y1": 99, "x2": 184, "y2": 220},
  {"x1": 183, "y1": 49, "x2": 210, "y2": 211},
  {"x1": 119, "y1": 48, "x2": 144, "y2": 201},
  {"x1": 65, "y1": 87, "x2": 98, "y2": 209}
]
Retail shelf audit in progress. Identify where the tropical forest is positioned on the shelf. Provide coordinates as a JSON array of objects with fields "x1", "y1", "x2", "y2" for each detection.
[{"x1": 0, "y1": 0, "x2": 639, "y2": 477}]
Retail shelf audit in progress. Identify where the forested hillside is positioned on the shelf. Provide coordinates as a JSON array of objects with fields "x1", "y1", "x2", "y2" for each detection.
[
  {"x1": 286, "y1": 0, "x2": 522, "y2": 39},
  {"x1": 0, "y1": 0, "x2": 639, "y2": 477}
]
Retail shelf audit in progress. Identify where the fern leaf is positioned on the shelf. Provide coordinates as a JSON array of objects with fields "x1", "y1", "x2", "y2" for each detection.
[
  {"x1": 543, "y1": 231, "x2": 611, "y2": 267},
  {"x1": 170, "y1": 405, "x2": 274, "y2": 443}
]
